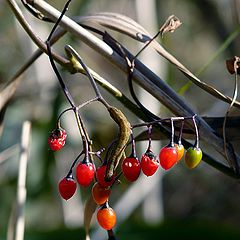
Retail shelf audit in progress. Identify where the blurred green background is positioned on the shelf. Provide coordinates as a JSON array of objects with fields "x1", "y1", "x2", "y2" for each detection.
[{"x1": 1, "y1": 0, "x2": 240, "y2": 239}]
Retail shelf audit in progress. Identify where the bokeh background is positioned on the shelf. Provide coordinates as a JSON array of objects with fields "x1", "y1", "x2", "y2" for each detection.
[{"x1": 1, "y1": 0, "x2": 240, "y2": 239}]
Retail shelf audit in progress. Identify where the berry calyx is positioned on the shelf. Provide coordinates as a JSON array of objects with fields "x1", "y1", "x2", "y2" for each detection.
[
  {"x1": 122, "y1": 157, "x2": 141, "y2": 182},
  {"x1": 97, "y1": 202, "x2": 117, "y2": 230},
  {"x1": 175, "y1": 143, "x2": 185, "y2": 162},
  {"x1": 96, "y1": 165, "x2": 115, "y2": 188},
  {"x1": 185, "y1": 146, "x2": 202, "y2": 169},
  {"x1": 159, "y1": 144, "x2": 178, "y2": 170},
  {"x1": 92, "y1": 182, "x2": 111, "y2": 205},
  {"x1": 141, "y1": 149, "x2": 159, "y2": 177},
  {"x1": 58, "y1": 175, "x2": 77, "y2": 200},
  {"x1": 48, "y1": 127, "x2": 67, "y2": 151},
  {"x1": 76, "y1": 160, "x2": 95, "y2": 187}
]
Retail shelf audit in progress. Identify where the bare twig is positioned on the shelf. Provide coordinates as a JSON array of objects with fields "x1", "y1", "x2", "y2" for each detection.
[{"x1": 15, "y1": 121, "x2": 31, "y2": 240}]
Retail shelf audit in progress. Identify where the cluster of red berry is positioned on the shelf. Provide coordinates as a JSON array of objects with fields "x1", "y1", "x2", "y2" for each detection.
[
  {"x1": 48, "y1": 116, "x2": 202, "y2": 232},
  {"x1": 48, "y1": 127, "x2": 117, "y2": 230}
]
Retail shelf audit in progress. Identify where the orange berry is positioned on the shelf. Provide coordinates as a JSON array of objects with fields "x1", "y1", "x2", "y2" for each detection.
[
  {"x1": 92, "y1": 182, "x2": 111, "y2": 205},
  {"x1": 97, "y1": 205, "x2": 116, "y2": 230},
  {"x1": 175, "y1": 143, "x2": 185, "y2": 162}
]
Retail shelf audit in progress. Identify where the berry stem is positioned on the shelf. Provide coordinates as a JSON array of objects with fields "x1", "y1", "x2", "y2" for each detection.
[
  {"x1": 178, "y1": 120, "x2": 184, "y2": 145},
  {"x1": 192, "y1": 114, "x2": 199, "y2": 148},
  {"x1": 147, "y1": 125, "x2": 152, "y2": 151},
  {"x1": 56, "y1": 107, "x2": 73, "y2": 127},
  {"x1": 170, "y1": 118, "x2": 175, "y2": 147},
  {"x1": 130, "y1": 131, "x2": 137, "y2": 158},
  {"x1": 66, "y1": 150, "x2": 84, "y2": 178},
  {"x1": 131, "y1": 116, "x2": 194, "y2": 129}
]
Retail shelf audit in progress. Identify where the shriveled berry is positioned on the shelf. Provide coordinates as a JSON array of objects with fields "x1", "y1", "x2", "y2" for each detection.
[
  {"x1": 141, "y1": 150, "x2": 159, "y2": 177},
  {"x1": 159, "y1": 145, "x2": 178, "y2": 170},
  {"x1": 96, "y1": 165, "x2": 115, "y2": 188},
  {"x1": 175, "y1": 143, "x2": 185, "y2": 162},
  {"x1": 97, "y1": 205, "x2": 117, "y2": 230},
  {"x1": 76, "y1": 162, "x2": 95, "y2": 187},
  {"x1": 185, "y1": 147, "x2": 202, "y2": 169},
  {"x1": 48, "y1": 128, "x2": 67, "y2": 151},
  {"x1": 58, "y1": 176, "x2": 77, "y2": 200},
  {"x1": 122, "y1": 157, "x2": 141, "y2": 182},
  {"x1": 92, "y1": 182, "x2": 111, "y2": 205}
]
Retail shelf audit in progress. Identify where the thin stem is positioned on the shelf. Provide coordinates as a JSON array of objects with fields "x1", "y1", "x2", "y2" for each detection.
[
  {"x1": 170, "y1": 118, "x2": 175, "y2": 147},
  {"x1": 147, "y1": 125, "x2": 152, "y2": 150},
  {"x1": 73, "y1": 108, "x2": 88, "y2": 155},
  {"x1": 130, "y1": 131, "x2": 137, "y2": 158},
  {"x1": 132, "y1": 116, "x2": 194, "y2": 129},
  {"x1": 192, "y1": 115, "x2": 199, "y2": 148},
  {"x1": 66, "y1": 150, "x2": 84, "y2": 177},
  {"x1": 133, "y1": 31, "x2": 160, "y2": 61},
  {"x1": 7, "y1": 0, "x2": 69, "y2": 66},
  {"x1": 46, "y1": 0, "x2": 75, "y2": 107},
  {"x1": 178, "y1": 120, "x2": 184, "y2": 145},
  {"x1": 56, "y1": 107, "x2": 73, "y2": 126},
  {"x1": 76, "y1": 97, "x2": 99, "y2": 111},
  {"x1": 65, "y1": 45, "x2": 110, "y2": 108}
]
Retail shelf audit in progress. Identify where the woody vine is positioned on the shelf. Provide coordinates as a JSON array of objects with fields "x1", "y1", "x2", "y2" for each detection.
[
  {"x1": 5, "y1": 0, "x2": 240, "y2": 239},
  {"x1": 45, "y1": 1, "x2": 203, "y2": 234}
]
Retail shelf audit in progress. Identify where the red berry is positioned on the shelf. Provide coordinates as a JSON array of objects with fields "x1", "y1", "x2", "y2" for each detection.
[
  {"x1": 97, "y1": 204, "x2": 117, "y2": 230},
  {"x1": 141, "y1": 150, "x2": 159, "y2": 177},
  {"x1": 159, "y1": 145, "x2": 178, "y2": 170},
  {"x1": 96, "y1": 165, "x2": 115, "y2": 188},
  {"x1": 58, "y1": 176, "x2": 77, "y2": 200},
  {"x1": 122, "y1": 157, "x2": 141, "y2": 182},
  {"x1": 76, "y1": 161, "x2": 95, "y2": 187},
  {"x1": 92, "y1": 182, "x2": 111, "y2": 205},
  {"x1": 48, "y1": 128, "x2": 67, "y2": 151}
]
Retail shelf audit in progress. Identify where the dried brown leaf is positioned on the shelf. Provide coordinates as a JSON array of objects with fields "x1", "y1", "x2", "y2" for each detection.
[
  {"x1": 84, "y1": 194, "x2": 97, "y2": 240},
  {"x1": 160, "y1": 15, "x2": 182, "y2": 37},
  {"x1": 77, "y1": 12, "x2": 240, "y2": 108}
]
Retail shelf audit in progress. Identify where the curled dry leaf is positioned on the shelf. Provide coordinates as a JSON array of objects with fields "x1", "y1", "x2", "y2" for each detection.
[
  {"x1": 106, "y1": 106, "x2": 131, "y2": 180},
  {"x1": 159, "y1": 15, "x2": 182, "y2": 37}
]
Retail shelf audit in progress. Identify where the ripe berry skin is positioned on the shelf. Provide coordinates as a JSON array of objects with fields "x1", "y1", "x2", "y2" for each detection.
[
  {"x1": 48, "y1": 128, "x2": 67, "y2": 151},
  {"x1": 92, "y1": 182, "x2": 111, "y2": 205},
  {"x1": 159, "y1": 146, "x2": 178, "y2": 170},
  {"x1": 96, "y1": 165, "x2": 115, "y2": 188},
  {"x1": 97, "y1": 206, "x2": 117, "y2": 230},
  {"x1": 141, "y1": 150, "x2": 159, "y2": 177},
  {"x1": 122, "y1": 157, "x2": 141, "y2": 182},
  {"x1": 175, "y1": 143, "x2": 185, "y2": 162},
  {"x1": 185, "y1": 147, "x2": 202, "y2": 169},
  {"x1": 58, "y1": 177, "x2": 77, "y2": 200},
  {"x1": 76, "y1": 162, "x2": 95, "y2": 187}
]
